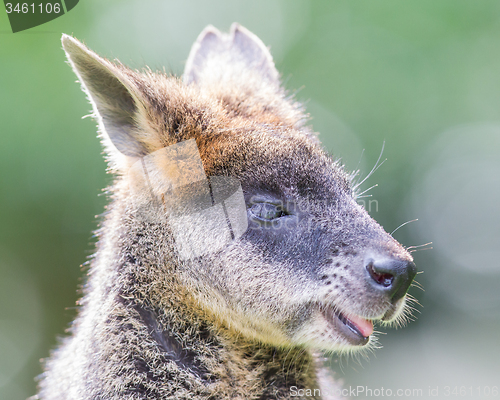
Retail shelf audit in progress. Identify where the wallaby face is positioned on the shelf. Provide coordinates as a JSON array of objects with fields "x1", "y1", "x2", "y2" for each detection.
[{"x1": 38, "y1": 24, "x2": 416, "y2": 399}]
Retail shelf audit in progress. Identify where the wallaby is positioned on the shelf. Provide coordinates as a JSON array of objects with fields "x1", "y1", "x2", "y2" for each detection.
[{"x1": 35, "y1": 24, "x2": 417, "y2": 400}]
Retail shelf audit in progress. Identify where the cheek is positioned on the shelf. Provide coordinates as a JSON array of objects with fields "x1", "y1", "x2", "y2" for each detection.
[
  {"x1": 205, "y1": 249, "x2": 314, "y2": 314},
  {"x1": 181, "y1": 249, "x2": 318, "y2": 345}
]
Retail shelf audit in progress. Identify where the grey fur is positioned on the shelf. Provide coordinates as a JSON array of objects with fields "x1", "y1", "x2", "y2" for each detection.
[{"x1": 35, "y1": 24, "x2": 416, "y2": 400}]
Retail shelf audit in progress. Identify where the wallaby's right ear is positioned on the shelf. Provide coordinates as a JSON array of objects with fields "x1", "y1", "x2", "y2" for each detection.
[
  {"x1": 62, "y1": 34, "x2": 150, "y2": 166},
  {"x1": 183, "y1": 23, "x2": 280, "y2": 89}
]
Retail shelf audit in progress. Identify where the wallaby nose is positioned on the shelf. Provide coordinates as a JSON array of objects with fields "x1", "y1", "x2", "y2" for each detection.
[{"x1": 366, "y1": 257, "x2": 417, "y2": 302}]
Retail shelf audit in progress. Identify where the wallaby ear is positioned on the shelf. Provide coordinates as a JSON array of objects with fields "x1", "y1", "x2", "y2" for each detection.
[
  {"x1": 62, "y1": 34, "x2": 149, "y2": 162},
  {"x1": 183, "y1": 23, "x2": 279, "y2": 88}
]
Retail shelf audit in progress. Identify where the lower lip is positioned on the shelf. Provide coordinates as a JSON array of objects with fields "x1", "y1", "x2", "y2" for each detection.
[{"x1": 323, "y1": 308, "x2": 371, "y2": 346}]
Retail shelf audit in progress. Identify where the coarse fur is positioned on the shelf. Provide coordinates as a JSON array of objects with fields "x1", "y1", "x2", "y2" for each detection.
[{"x1": 35, "y1": 24, "x2": 416, "y2": 400}]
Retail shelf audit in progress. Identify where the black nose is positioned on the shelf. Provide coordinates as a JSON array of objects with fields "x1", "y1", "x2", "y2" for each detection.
[{"x1": 366, "y1": 257, "x2": 417, "y2": 302}]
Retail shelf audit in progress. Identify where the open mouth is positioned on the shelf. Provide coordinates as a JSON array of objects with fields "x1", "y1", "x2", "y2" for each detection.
[{"x1": 323, "y1": 308, "x2": 374, "y2": 346}]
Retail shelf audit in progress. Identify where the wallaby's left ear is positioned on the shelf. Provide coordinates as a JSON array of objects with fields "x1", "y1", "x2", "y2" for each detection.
[{"x1": 62, "y1": 34, "x2": 151, "y2": 166}]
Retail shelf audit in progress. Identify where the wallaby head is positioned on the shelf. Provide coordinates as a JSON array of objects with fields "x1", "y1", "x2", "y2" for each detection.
[{"x1": 39, "y1": 23, "x2": 417, "y2": 399}]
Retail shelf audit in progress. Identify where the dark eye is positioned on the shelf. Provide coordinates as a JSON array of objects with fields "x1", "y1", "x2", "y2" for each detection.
[{"x1": 250, "y1": 203, "x2": 285, "y2": 220}]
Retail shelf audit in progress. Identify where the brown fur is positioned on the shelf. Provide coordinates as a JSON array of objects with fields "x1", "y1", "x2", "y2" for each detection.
[{"x1": 35, "y1": 24, "x2": 416, "y2": 400}]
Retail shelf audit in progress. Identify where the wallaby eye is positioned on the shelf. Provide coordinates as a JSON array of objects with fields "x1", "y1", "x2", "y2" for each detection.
[{"x1": 250, "y1": 203, "x2": 285, "y2": 220}]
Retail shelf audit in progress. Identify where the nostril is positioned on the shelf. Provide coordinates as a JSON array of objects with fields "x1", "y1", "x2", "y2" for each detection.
[
  {"x1": 365, "y1": 257, "x2": 417, "y2": 302},
  {"x1": 367, "y1": 261, "x2": 394, "y2": 287}
]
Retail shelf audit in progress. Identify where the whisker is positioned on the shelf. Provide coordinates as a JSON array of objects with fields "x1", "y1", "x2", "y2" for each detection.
[
  {"x1": 409, "y1": 246, "x2": 433, "y2": 253},
  {"x1": 353, "y1": 142, "x2": 387, "y2": 191},
  {"x1": 405, "y1": 294, "x2": 423, "y2": 310},
  {"x1": 406, "y1": 242, "x2": 432, "y2": 250},
  {"x1": 349, "y1": 149, "x2": 365, "y2": 185},
  {"x1": 356, "y1": 184, "x2": 378, "y2": 199},
  {"x1": 391, "y1": 219, "x2": 418, "y2": 236},
  {"x1": 410, "y1": 279, "x2": 425, "y2": 292}
]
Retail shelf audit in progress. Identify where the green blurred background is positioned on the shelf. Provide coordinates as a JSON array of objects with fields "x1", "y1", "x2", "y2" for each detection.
[{"x1": 1, "y1": 1, "x2": 500, "y2": 399}]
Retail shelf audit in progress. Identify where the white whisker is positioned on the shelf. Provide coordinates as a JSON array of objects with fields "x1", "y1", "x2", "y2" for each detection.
[
  {"x1": 353, "y1": 142, "x2": 386, "y2": 192},
  {"x1": 406, "y1": 242, "x2": 433, "y2": 251},
  {"x1": 356, "y1": 184, "x2": 378, "y2": 199},
  {"x1": 391, "y1": 219, "x2": 418, "y2": 236}
]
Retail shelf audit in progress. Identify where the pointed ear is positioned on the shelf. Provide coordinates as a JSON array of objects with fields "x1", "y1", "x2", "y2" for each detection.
[
  {"x1": 183, "y1": 23, "x2": 280, "y2": 88},
  {"x1": 62, "y1": 34, "x2": 150, "y2": 162}
]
